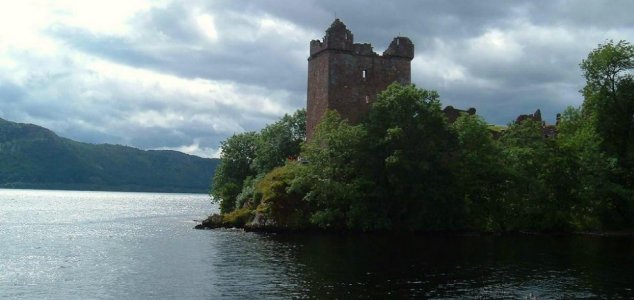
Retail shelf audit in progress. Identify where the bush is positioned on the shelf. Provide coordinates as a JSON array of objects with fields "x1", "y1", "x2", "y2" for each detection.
[
  {"x1": 222, "y1": 207, "x2": 254, "y2": 227},
  {"x1": 255, "y1": 162, "x2": 310, "y2": 229}
]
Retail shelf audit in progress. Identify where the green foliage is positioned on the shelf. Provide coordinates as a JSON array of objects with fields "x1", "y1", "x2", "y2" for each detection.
[
  {"x1": 255, "y1": 162, "x2": 310, "y2": 229},
  {"x1": 252, "y1": 109, "x2": 306, "y2": 174},
  {"x1": 302, "y1": 111, "x2": 375, "y2": 230},
  {"x1": 499, "y1": 120, "x2": 579, "y2": 231},
  {"x1": 210, "y1": 109, "x2": 306, "y2": 214},
  {"x1": 579, "y1": 40, "x2": 634, "y2": 226},
  {"x1": 235, "y1": 175, "x2": 262, "y2": 209},
  {"x1": 451, "y1": 114, "x2": 506, "y2": 231},
  {"x1": 211, "y1": 131, "x2": 259, "y2": 213},
  {"x1": 580, "y1": 40, "x2": 634, "y2": 176},
  {"x1": 581, "y1": 40, "x2": 634, "y2": 97},
  {"x1": 364, "y1": 84, "x2": 462, "y2": 230},
  {"x1": 208, "y1": 41, "x2": 634, "y2": 233},
  {"x1": 557, "y1": 106, "x2": 615, "y2": 229},
  {"x1": 222, "y1": 207, "x2": 254, "y2": 227}
]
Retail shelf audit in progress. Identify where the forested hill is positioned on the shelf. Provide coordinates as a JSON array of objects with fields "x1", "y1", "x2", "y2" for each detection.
[{"x1": 0, "y1": 117, "x2": 219, "y2": 193}]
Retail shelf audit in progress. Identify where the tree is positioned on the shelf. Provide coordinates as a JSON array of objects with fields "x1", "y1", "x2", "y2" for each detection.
[
  {"x1": 498, "y1": 118, "x2": 593, "y2": 231},
  {"x1": 254, "y1": 162, "x2": 310, "y2": 229},
  {"x1": 451, "y1": 114, "x2": 507, "y2": 231},
  {"x1": 252, "y1": 109, "x2": 306, "y2": 175},
  {"x1": 301, "y1": 111, "x2": 373, "y2": 230},
  {"x1": 579, "y1": 40, "x2": 634, "y2": 226},
  {"x1": 557, "y1": 106, "x2": 616, "y2": 229},
  {"x1": 210, "y1": 109, "x2": 305, "y2": 214},
  {"x1": 581, "y1": 40, "x2": 634, "y2": 97},
  {"x1": 211, "y1": 131, "x2": 259, "y2": 213},
  {"x1": 364, "y1": 83, "x2": 461, "y2": 230},
  {"x1": 580, "y1": 40, "x2": 634, "y2": 178}
]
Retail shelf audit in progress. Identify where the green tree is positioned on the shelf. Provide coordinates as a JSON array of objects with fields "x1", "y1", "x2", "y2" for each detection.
[
  {"x1": 451, "y1": 114, "x2": 507, "y2": 231},
  {"x1": 581, "y1": 40, "x2": 634, "y2": 97},
  {"x1": 580, "y1": 40, "x2": 634, "y2": 180},
  {"x1": 211, "y1": 131, "x2": 259, "y2": 213},
  {"x1": 301, "y1": 111, "x2": 374, "y2": 230},
  {"x1": 210, "y1": 109, "x2": 305, "y2": 214},
  {"x1": 252, "y1": 109, "x2": 306, "y2": 175},
  {"x1": 557, "y1": 106, "x2": 617, "y2": 229},
  {"x1": 579, "y1": 40, "x2": 634, "y2": 226},
  {"x1": 499, "y1": 119, "x2": 582, "y2": 231},
  {"x1": 364, "y1": 83, "x2": 461, "y2": 230},
  {"x1": 255, "y1": 162, "x2": 310, "y2": 229}
]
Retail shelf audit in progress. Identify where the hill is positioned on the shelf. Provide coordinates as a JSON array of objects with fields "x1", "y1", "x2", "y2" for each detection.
[{"x1": 0, "y1": 117, "x2": 219, "y2": 193}]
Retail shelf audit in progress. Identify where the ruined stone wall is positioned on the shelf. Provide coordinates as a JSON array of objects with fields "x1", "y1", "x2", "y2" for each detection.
[
  {"x1": 306, "y1": 51, "x2": 330, "y2": 139},
  {"x1": 326, "y1": 52, "x2": 412, "y2": 125},
  {"x1": 443, "y1": 106, "x2": 477, "y2": 123},
  {"x1": 306, "y1": 19, "x2": 414, "y2": 140}
]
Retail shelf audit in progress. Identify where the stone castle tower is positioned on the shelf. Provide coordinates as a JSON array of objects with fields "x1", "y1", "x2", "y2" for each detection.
[{"x1": 306, "y1": 19, "x2": 414, "y2": 139}]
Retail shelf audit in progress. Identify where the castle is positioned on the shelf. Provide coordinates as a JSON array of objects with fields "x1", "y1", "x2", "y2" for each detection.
[
  {"x1": 306, "y1": 19, "x2": 415, "y2": 139},
  {"x1": 304, "y1": 20, "x2": 562, "y2": 140}
]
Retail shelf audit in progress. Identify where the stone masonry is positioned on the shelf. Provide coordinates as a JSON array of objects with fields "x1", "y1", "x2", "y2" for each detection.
[{"x1": 306, "y1": 19, "x2": 414, "y2": 140}]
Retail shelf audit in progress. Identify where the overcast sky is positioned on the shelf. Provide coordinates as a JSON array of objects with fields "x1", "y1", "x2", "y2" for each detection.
[{"x1": 1, "y1": 1, "x2": 633, "y2": 157}]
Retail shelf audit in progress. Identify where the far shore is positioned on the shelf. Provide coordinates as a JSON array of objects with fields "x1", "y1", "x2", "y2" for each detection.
[{"x1": 0, "y1": 186, "x2": 208, "y2": 194}]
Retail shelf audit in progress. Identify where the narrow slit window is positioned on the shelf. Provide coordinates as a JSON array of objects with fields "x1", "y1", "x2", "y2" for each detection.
[
  {"x1": 365, "y1": 96, "x2": 370, "y2": 104},
  {"x1": 396, "y1": 38, "x2": 400, "y2": 45},
  {"x1": 362, "y1": 69, "x2": 367, "y2": 79}
]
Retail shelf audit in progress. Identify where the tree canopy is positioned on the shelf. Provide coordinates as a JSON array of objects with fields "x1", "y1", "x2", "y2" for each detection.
[
  {"x1": 207, "y1": 41, "x2": 634, "y2": 232},
  {"x1": 211, "y1": 110, "x2": 306, "y2": 213}
]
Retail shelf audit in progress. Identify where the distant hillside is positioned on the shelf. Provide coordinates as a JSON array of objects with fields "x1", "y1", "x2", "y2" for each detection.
[{"x1": 0, "y1": 118, "x2": 219, "y2": 193}]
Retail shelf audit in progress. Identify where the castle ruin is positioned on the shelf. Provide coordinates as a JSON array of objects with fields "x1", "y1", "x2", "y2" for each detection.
[{"x1": 306, "y1": 19, "x2": 414, "y2": 139}]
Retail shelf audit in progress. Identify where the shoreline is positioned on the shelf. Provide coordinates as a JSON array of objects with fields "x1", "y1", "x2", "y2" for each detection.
[{"x1": 194, "y1": 220, "x2": 634, "y2": 238}]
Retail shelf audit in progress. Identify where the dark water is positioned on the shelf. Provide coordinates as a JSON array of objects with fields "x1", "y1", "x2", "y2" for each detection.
[{"x1": 1, "y1": 189, "x2": 633, "y2": 299}]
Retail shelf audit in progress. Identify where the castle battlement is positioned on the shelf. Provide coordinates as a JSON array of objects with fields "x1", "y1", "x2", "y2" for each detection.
[
  {"x1": 384, "y1": 37, "x2": 414, "y2": 59},
  {"x1": 309, "y1": 19, "x2": 414, "y2": 59},
  {"x1": 306, "y1": 19, "x2": 414, "y2": 139}
]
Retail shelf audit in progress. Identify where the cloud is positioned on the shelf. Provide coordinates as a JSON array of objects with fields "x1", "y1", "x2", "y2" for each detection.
[
  {"x1": 156, "y1": 139, "x2": 221, "y2": 159},
  {"x1": 1, "y1": 0, "x2": 633, "y2": 157},
  {"x1": 48, "y1": 1, "x2": 314, "y2": 94}
]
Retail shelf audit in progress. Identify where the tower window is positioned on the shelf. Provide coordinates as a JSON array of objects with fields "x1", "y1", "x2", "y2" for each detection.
[
  {"x1": 365, "y1": 96, "x2": 370, "y2": 104},
  {"x1": 396, "y1": 38, "x2": 400, "y2": 46},
  {"x1": 362, "y1": 69, "x2": 367, "y2": 79}
]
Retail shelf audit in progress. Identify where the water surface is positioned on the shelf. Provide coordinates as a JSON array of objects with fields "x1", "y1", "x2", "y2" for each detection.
[{"x1": 1, "y1": 189, "x2": 632, "y2": 299}]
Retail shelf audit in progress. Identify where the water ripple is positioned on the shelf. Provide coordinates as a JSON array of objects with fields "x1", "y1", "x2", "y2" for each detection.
[{"x1": 1, "y1": 189, "x2": 633, "y2": 299}]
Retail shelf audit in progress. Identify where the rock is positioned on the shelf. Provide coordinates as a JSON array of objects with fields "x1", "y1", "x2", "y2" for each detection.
[
  {"x1": 194, "y1": 213, "x2": 224, "y2": 230},
  {"x1": 245, "y1": 211, "x2": 278, "y2": 231}
]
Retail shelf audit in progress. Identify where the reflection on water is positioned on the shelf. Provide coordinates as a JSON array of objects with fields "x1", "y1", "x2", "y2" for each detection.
[
  {"x1": 1, "y1": 189, "x2": 633, "y2": 299},
  {"x1": 261, "y1": 234, "x2": 634, "y2": 298}
]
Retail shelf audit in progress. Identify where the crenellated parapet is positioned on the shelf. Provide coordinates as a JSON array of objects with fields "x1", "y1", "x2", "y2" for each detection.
[
  {"x1": 353, "y1": 43, "x2": 375, "y2": 56},
  {"x1": 309, "y1": 19, "x2": 413, "y2": 60},
  {"x1": 306, "y1": 19, "x2": 415, "y2": 139},
  {"x1": 383, "y1": 37, "x2": 415, "y2": 59}
]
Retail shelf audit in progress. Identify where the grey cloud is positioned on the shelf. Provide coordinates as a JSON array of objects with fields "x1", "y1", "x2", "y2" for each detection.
[
  {"x1": 0, "y1": 60, "x2": 288, "y2": 156},
  {"x1": 165, "y1": 0, "x2": 625, "y2": 128},
  {"x1": 214, "y1": 0, "x2": 513, "y2": 38},
  {"x1": 525, "y1": 0, "x2": 634, "y2": 29},
  {"x1": 48, "y1": 3, "x2": 309, "y2": 97},
  {"x1": 3, "y1": 0, "x2": 634, "y2": 158},
  {"x1": 0, "y1": 80, "x2": 25, "y2": 102},
  {"x1": 437, "y1": 82, "x2": 576, "y2": 125}
]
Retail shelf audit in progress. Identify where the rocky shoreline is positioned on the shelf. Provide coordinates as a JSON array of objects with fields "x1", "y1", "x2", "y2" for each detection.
[
  {"x1": 194, "y1": 210, "x2": 298, "y2": 232},
  {"x1": 194, "y1": 215, "x2": 634, "y2": 237}
]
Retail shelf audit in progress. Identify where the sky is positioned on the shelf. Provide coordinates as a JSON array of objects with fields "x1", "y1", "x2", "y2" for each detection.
[{"x1": 1, "y1": 1, "x2": 633, "y2": 158}]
